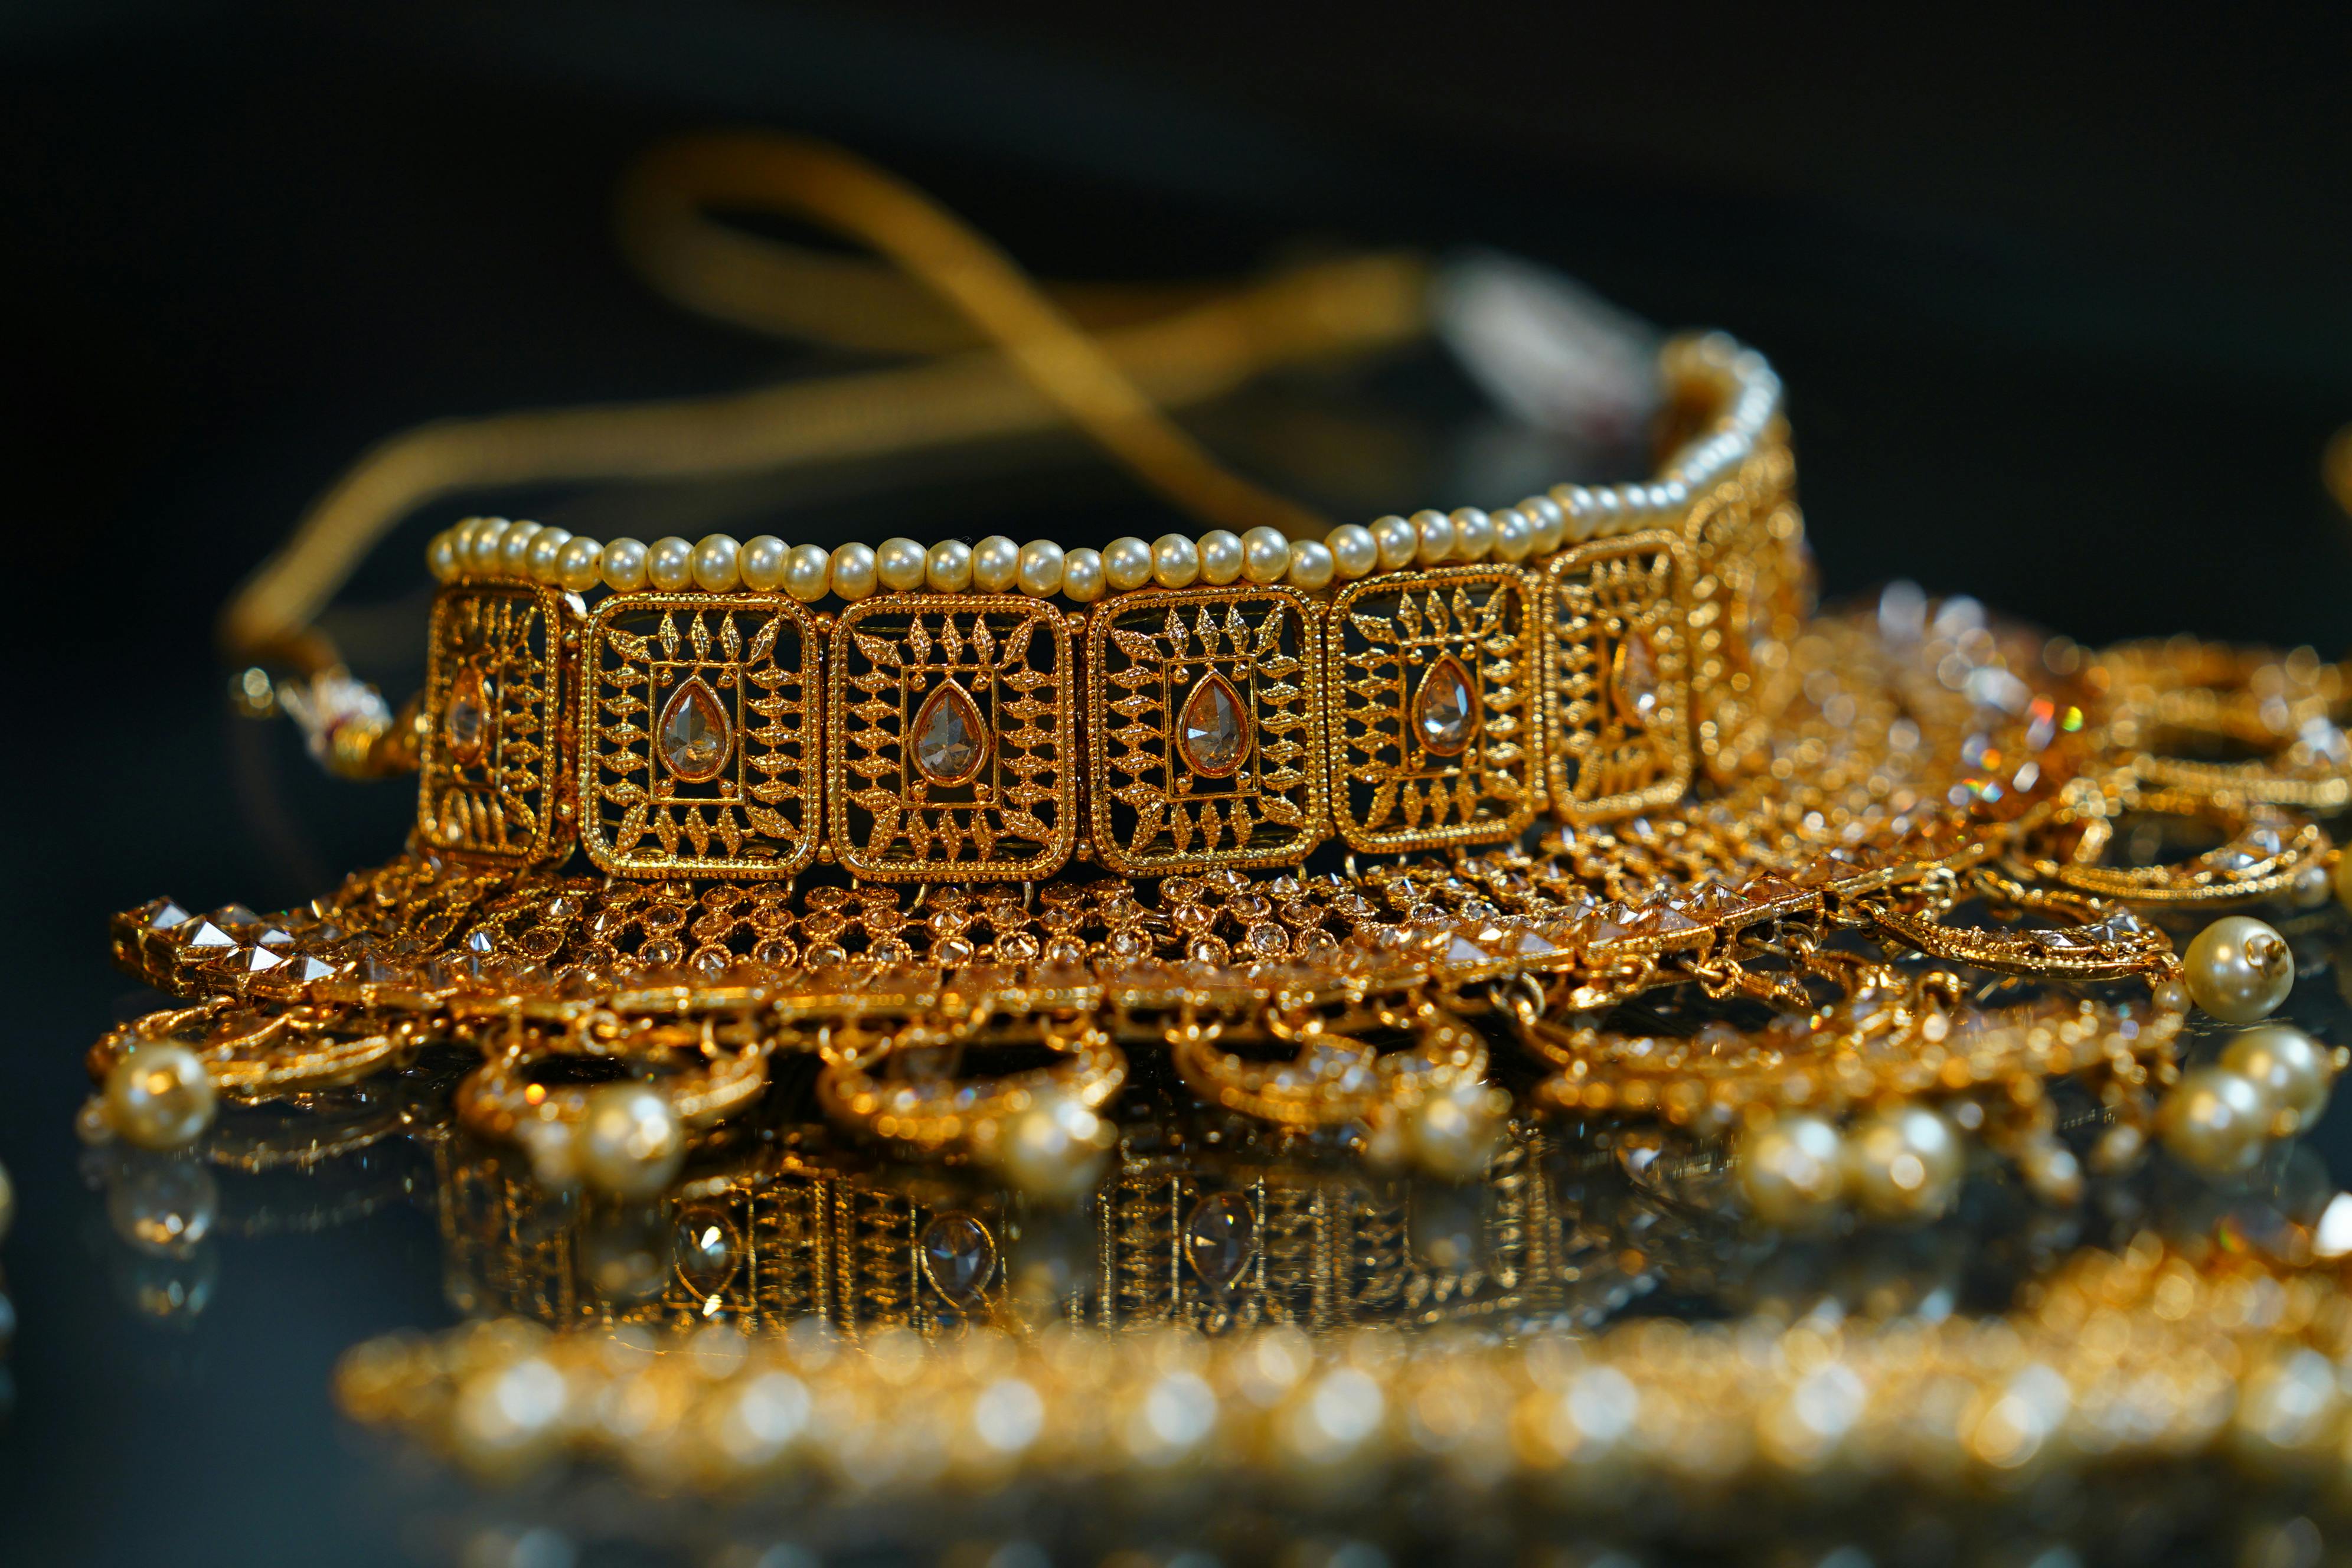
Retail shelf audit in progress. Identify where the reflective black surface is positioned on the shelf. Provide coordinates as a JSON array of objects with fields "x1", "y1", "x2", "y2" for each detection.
[{"x1": 4, "y1": 7, "x2": 2352, "y2": 1565}]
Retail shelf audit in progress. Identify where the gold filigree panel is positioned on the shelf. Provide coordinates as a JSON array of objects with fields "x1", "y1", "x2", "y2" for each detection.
[
  {"x1": 1688, "y1": 439, "x2": 1811, "y2": 783},
  {"x1": 417, "y1": 583, "x2": 569, "y2": 863},
  {"x1": 1544, "y1": 531, "x2": 1693, "y2": 822},
  {"x1": 1086, "y1": 587, "x2": 1328, "y2": 875},
  {"x1": 577, "y1": 593, "x2": 822, "y2": 878},
  {"x1": 1326, "y1": 566, "x2": 1541, "y2": 852},
  {"x1": 828, "y1": 595, "x2": 1076, "y2": 883}
]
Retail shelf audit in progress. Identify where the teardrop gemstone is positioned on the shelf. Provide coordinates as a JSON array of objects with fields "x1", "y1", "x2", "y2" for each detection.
[
  {"x1": 1177, "y1": 671, "x2": 1251, "y2": 778},
  {"x1": 1613, "y1": 631, "x2": 1661, "y2": 723},
  {"x1": 1182, "y1": 1192, "x2": 1256, "y2": 1290},
  {"x1": 656, "y1": 675, "x2": 734, "y2": 783},
  {"x1": 445, "y1": 667, "x2": 491, "y2": 766},
  {"x1": 912, "y1": 679, "x2": 988, "y2": 786},
  {"x1": 672, "y1": 1206, "x2": 741, "y2": 1299},
  {"x1": 919, "y1": 1212, "x2": 997, "y2": 1305},
  {"x1": 1412, "y1": 654, "x2": 1479, "y2": 757}
]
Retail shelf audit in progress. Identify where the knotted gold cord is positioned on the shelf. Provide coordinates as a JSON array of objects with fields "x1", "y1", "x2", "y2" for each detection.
[{"x1": 220, "y1": 132, "x2": 1432, "y2": 668}]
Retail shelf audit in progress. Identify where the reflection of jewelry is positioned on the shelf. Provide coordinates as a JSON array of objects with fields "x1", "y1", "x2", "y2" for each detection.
[{"x1": 337, "y1": 1226, "x2": 2352, "y2": 1496}]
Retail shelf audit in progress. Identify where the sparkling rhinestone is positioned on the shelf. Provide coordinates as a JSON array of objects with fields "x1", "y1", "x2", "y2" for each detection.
[
  {"x1": 674, "y1": 1207, "x2": 741, "y2": 1298},
  {"x1": 1412, "y1": 654, "x2": 1479, "y2": 757},
  {"x1": 145, "y1": 901, "x2": 191, "y2": 933},
  {"x1": 912, "y1": 679, "x2": 988, "y2": 786},
  {"x1": 1613, "y1": 629, "x2": 1661, "y2": 722},
  {"x1": 920, "y1": 1213, "x2": 997, "y2": 1305},
  {"x1": 656, "y1": 675, "x2": 734, "y2": 783},
  {"x1": 1182, "y1": 1193, "x2": 1256, "y2": 1289},
  {"x1": 1177, "y1": 671, "x2": 1251, "y2": 778},
  {"x1": 445, "y1": 667, "x2": 491, "y2": 766}
]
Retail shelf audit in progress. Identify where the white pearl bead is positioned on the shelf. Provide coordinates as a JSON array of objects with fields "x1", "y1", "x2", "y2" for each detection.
[
  {"x1": 691, "y1": 534, "x2": 741, "y2": 592},
  {"x1": 1560, "y1": 488, "x2": 1597, "y2": 543},
  {"x1": 2183, "y1": 916, "x2": 2295, "y2": 1023},
  {"x1": 1016, "y1": 538, "x2": 1065, "y2": 597},
  {"x1": 2220, "y1": 1024, "x2": 2334, "y2": 1132},
  {"x1": 1410, "y1": 509, "x2": 1455, "y2": 566},
  {"x1": 989, "y1": 1090, "x2": 1109, "y2": 1203},
  {"x1": 2292, "y1": 863, "x2": 2333, "y2": 909},
  {"x1": 1198, "y1": 530, "x2": 1244, "y2": 586},
  {"x1": 1242, "y1": 526, "x2": 1291, "y2": 584},
  {"x1": 104, "y1": 1044, "x2": 217, "y2": 1151},
  {"x1": 574, "y1": 1082, "x2": 687, "y2": 1197},
  {"x1": 1448, "y1": 508, "x2": 1494, "y2": 562},
  {"x1": 1370, "y1": 514, "x2": 1417, "y2": 570},
  {"x1": 1152, "y1": 533, "x2": 1200, "y2": 589},
  {"x1": 1102, "y1": 536, "x2": 1154, "y2": 592},
  {"x1": 525, "y1": 527, "x2": 573, "y2": 582},
  {"x1": 554, "y1": 536, "x2": 604, "y2": 593},
  {"x1": 1404, "y1": 1081, "x2": 1508, "y2": 1181},
  {"x1": 966, "y1": 535, "x2": 1017, "y2": 593},
  {"x1": 784, "y1": 544, "x2": 832, "y2": 602},
  {"x1": 1285, "y1": 539, "x2": 1334, "y2": 590},
  {"x1": 1061, "y1": 547, "x2": 1106, "y2": 603},
  {"x1": 600, "y1": 538, "x2": 651, "y2": 592},
  {"x1": 1491, "y1": 507, "x2": 1534, "y2": 563},
  {"x1": 1520, "y1": 495, "x2": 1566, "y2": 554},
  {"x1": 875, "y1": 537, "x2": 928, "y2": 592},
  {"x1": 467, "y1": 518, "x2": 512, "y2": 574},
  {"x1": 498, "y1": 520, "x2": 543, "y2": 576},
  {"x1": 647, "y1": 537, "x2": 695, "y2": 592},
  {"x1": 926, "y1": 538, "x2": 973, "y2": 593},
  {"x1": 740, "y1": 535, "x2": 789, "y2": 592},
  {"x1": 1843, "y1": 1105, "x2": 1965, "y2": 1221},
  {"x1": 828, "y1": 543, "x2": 878, "y2": 600},
  {"x1": 1326, "y1": 524, "x2": 1378, "y2": 580},
  {"x1": 2157, "y1": 1065, "x2": 2271, "y2": 1175},
  {"x1": 1737, "y1": 1113, "x2": 1845, "y2": 1227},
  {"x1": 427, "y1": 531, "x2": 461, "y2": 582}
]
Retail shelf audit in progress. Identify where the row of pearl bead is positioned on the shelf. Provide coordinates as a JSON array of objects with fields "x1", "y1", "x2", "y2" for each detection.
[{"x1": 427, "y1": 478, "x2": 1736, "y2": 606}]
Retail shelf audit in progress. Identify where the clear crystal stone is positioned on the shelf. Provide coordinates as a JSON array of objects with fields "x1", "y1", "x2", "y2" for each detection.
[
  {"x1": 1178, "y1": 671, "x2": 1251, "y2": 778},
  {"x1": 656, "y1": 676, "x2": 734, "y2": 783},
  {"x1": 1182, "y1": 1192, "x2": 1256, "y2": 1289},
  {"x1": 445, "y1": 667, "x2": 491, "y2": 763},
  {"x1": 1614, "y1": 631, "x2": 1661, "y2": 722},
  {"x1": 913, "y1": 681, "x2": 986, "y2": 786},
  {"x1": 920, "y1": 1212, "x2": 997, "y2": 1304},
  {"x1": 674, "y1": 1207, "x2": 741, "y2": 1298},
  {"x1": 1413, "y1": 654, "x2": 1478, "y2": 757}
]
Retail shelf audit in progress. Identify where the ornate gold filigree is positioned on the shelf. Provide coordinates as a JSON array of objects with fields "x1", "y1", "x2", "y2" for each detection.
[
  {"x1": 1086, "y1": 586, "x2": 1328, "y2": 875},
  {"x1": 1544, "y1": 530, "x2": 1693, "y2": 821},
  {"x1": 827, "y1": 595, "x2": 1077, "y2": 882},
  {"x1": 1325, "y1": 566, "x2": 1540, "y2": 852},
  {"x1": 577, "y1": 593, "x2": 823, "y2": 877},
  {"x1": 418, "y1": 583, "x2": 571, "y2": 861}
]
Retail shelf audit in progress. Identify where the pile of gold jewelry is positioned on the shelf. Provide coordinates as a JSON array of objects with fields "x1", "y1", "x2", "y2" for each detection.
[{"x1": 77, "y1": 135, "x2": 2352, "y2": 1534}]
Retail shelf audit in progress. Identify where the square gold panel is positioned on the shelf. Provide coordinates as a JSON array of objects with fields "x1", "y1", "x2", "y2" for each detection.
[
  {"x1": 828, "y1": 595, "x2": 1076, "y2": 883},
  {"x1": 417, "y1": 583, "x2": 570, "y2": 863},
  {"x1": 577, "y1": 593, "x2": 822, "y2": 877},
  {"x1": 1086, "y1": 586, "x2": 1328, "y2": 875},
  {"x1": 1543, "y1": 530, "x2": 1694, "y2": 822},
  {"x1": 1685, "y1": 444, "x2": 1812, "y2": 783},
  {"x1": 1325, "y1": 565, "x2": 1541, "y2": 852}
]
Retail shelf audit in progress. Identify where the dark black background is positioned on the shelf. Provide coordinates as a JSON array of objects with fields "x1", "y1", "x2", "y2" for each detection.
[{"x1": 2, "y1": 4, "x2": 2350, "y2": 1563}]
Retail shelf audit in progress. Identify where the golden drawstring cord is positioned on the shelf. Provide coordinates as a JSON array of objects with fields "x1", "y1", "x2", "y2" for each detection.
[{"x1": 220, "y1": 132, "x2": 1432, "y2": 669}]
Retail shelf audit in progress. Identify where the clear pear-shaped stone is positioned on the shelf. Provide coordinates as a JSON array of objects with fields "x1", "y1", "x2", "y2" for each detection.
[
  {"x1": 1413, "y1": 654, "x2": 1479, "y2": 757},
  {"x1": 1183, "y1": 1191, "x2": 1256, "y2": 1289},
  {"x1": 1613, "y1": 631, "x2": 1661, "y2": 723},
  {"x1": 920, "y1": 1212, "x2": 996, "y2": 1304},
  {"x1": 674, "y1": 1207, "x2": 741, "y2": 1298},
  {"x1": 913, "y1": 680, "x2": 988, "y2": 786},
  {"x1": 656, "y1": 675, "x2": 733, "y2": 783},
  {"x1": 1178, "y1": 671, "x2": 1251, "y2": 778},
  {"x1": 445, "y1": 667, "x2": 491, "y2": 765}
]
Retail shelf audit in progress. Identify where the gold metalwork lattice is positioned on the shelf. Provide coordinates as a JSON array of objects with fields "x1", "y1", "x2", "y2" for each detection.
[
  {"x1": 1086, "y1": 586, "x2": 1328, "y2": 875},
  {"x1": 577, "y1": 593, "x2": 822, "y2": 877},
  {"x1": 828, "y1": 594, "x2": 1076, "y2": 882},
  {"x1": 1326, "y1": 566, "x2": 1540, "y2": 852},
  {"x1": 1545, "y1": 531, "x2": 1693, "y2": 822},
  {"x1": 417, "y1": 583, "x2": 569, "y2": 862}
]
